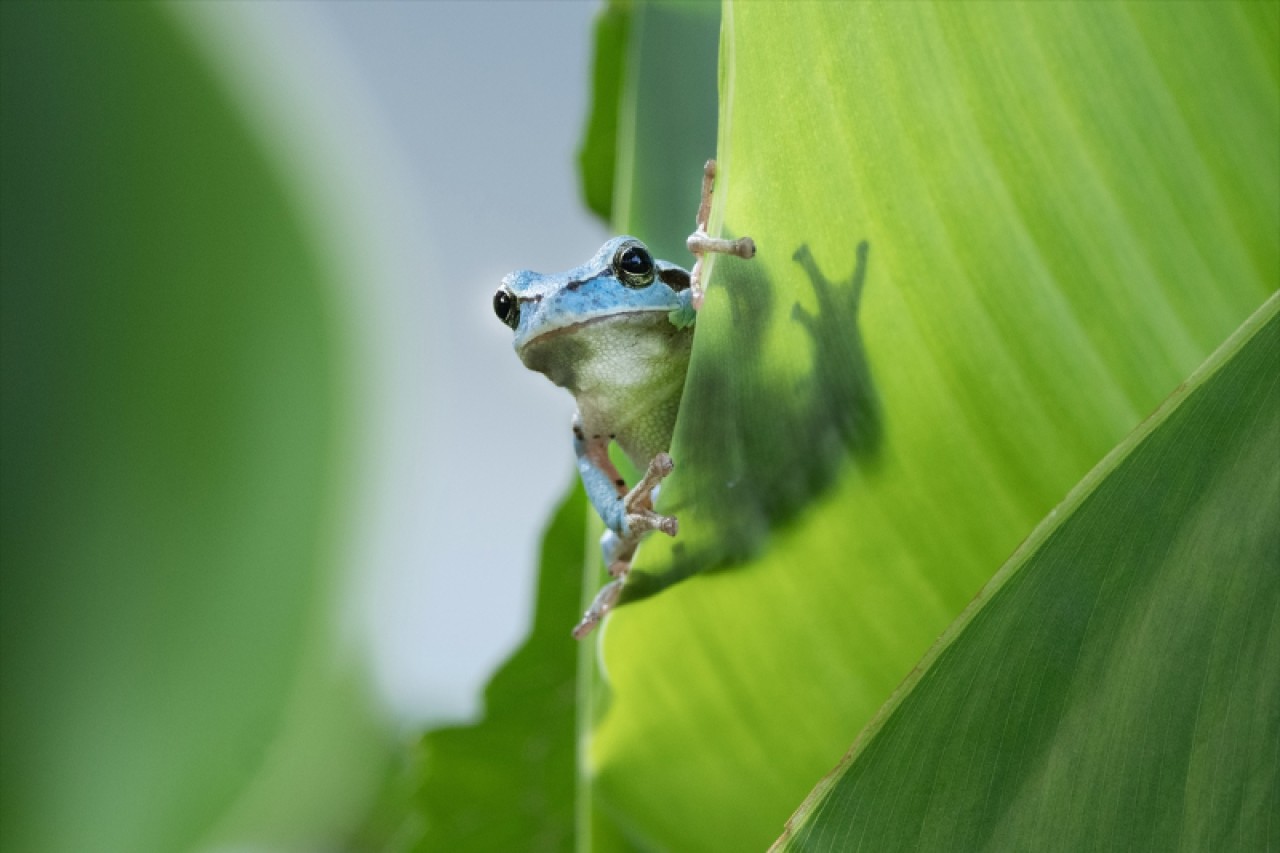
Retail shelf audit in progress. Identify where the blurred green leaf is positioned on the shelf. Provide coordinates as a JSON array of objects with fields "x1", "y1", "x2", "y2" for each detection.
[
  {"x1": 0, "y1": 3, "x2": 357, "y2": 851},
  {"x1": 408, "y1": 483, "x2": 585, "y2": 853},
  {"x1": 577, "y1": 1, "x2": 631, "y2": 223},
  {"x1": 610, "y1": 0, "x2": 721, "y2": 260},
  {"x1": 590, "y1": 2, "x2": 1278, "y2": 850},
  {"x1": 777, "y1": 294, "x2": 1280, "y2": 851}
]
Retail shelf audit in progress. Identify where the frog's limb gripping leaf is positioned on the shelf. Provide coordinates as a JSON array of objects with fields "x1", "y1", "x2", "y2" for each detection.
[
  {"x1": 575, "y1": 452, "x2": 679, "y2": 640},
  {"x1": 622, "y1": 452, "x2": 678, "y2": 537},
  {"x1": 688, "y1": 159, "x2": 757, "y2": 309}
]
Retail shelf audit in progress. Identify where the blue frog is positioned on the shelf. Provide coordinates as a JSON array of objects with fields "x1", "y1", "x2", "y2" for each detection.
[{"x1": 493, "y1": 161, "x2": 755, "y2": 638}]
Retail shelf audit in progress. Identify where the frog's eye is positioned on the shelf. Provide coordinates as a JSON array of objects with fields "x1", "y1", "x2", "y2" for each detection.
[
  {"x1": 614, "y1": 244, "x2": 655, "y2": 287},
  {"x1": 493, "y1": 287, "x2": 519, "y2": 330}
]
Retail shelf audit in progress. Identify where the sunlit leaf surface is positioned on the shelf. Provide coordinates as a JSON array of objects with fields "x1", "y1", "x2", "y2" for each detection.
[
  {"x1": 590, "y1": 2, "x2": 1279, "y2": 850},
  {"x1": 777, "y1": 294, "x2": 1280, "y2": 851}
]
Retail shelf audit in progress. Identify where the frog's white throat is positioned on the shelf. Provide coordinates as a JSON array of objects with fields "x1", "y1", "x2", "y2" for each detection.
[{"x1": 518, "y1": 311, "x2": 692, "y2": 463}]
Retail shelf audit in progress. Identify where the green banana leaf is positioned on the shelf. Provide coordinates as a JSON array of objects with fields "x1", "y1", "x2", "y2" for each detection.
[
  {"x1": 773, "y1": 292, "x2": 1279, "y2": 850},
  {"x1": 589, "y1": 2, "x2": 1278, "y2": 850}
]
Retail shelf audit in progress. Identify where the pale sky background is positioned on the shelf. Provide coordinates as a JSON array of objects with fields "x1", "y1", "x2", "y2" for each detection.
[
  {"x1": 184, "y1": 0, "x2": 609, "y2": 726},
  {"x1": 322, "y1": 0, "x2": 608, "y2": 726}
]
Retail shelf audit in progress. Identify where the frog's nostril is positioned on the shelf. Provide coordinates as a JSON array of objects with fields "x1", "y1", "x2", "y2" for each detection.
[{"x1": 493, "y1": 287, "x2": 519, "y2": 330}]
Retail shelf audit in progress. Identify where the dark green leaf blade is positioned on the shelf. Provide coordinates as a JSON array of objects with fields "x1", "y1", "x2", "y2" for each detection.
[
  {"x1": 778, "y1": 294, "x2": 1280, "y2": 851},
  {"x1": 409, "y1": 483, "x2": 586, "y2": 852}
]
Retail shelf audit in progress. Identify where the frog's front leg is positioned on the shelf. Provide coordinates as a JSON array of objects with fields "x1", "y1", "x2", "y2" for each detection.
[
  {"x1": 571, "y1": 414, "x2": 677, "y2": 638},
  {"x1": 687, "y1": 159, "x2": 757, "y2": 309}
]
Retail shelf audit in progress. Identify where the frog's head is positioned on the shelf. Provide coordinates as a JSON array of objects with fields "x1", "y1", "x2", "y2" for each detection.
[{"x1": 493, "y1": 236, "x2": 692, "y2": 375}]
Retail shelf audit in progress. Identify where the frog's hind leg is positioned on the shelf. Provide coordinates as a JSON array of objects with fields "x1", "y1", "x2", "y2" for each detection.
[
  {"x1": 687, "y1": 159, "x2": 757, "y2": 309},
  {"x1": 572, "y1": 413, "x2": 629, "y2": 534},
  {"x1": 573, "y1": 414, "x2": 677, "y2": 550},
  {"x1": 572, "y1": 578, "x2": 624, "y2": 640},
  {"x1": 571, "y1": 414, "x2": 678, "y2": 638}
]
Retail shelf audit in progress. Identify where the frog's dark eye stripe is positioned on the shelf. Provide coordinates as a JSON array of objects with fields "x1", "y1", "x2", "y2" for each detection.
[
  {"x1": 493, "y1": 287, "x2": 519, "y2": 329},
  {"x1": 613, "y1": 242, "x2": 655, "y2": 288}
]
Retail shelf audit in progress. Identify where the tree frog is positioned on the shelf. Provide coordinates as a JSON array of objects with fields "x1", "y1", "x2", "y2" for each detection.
[{"x1": 493, "y1": 161, "x2": 754, "y2": 638}]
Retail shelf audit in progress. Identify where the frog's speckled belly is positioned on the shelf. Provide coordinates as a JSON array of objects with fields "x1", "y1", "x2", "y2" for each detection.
[{"x1": 519, "y1": 312, "x2": 693, "y2": 466}]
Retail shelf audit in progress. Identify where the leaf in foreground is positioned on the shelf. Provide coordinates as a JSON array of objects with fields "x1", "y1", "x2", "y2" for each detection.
[
  {"x1": 1, "y1": 4, "x2": 350, "y2": 851},
  {"x1": 777, "y1": 294, "x2": 1280, "y2": 851}
]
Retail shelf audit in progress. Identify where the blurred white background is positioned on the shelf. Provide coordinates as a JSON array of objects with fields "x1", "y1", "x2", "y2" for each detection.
[{"x1": 184, "y1": 0, "x2": 608, "y2": 727}]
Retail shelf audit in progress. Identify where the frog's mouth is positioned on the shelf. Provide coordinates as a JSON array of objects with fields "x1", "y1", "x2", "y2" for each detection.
[
  {"x1": 515, "y1": 307, "x2": 668, "y2": 352},
  {"x1": 517, "y1": 310, "x2": 683, "y2": 391}
]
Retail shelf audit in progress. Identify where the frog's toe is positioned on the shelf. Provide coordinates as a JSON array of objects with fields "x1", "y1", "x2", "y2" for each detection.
[
  {"x1": 653, "y1": 512, "x2": 678, "y2": 537},
  {"x1": 572, "y1": 578, "x2": 624, "y2": 640},
  {"x1": 626, "y1": 509, "x2": 678, "y2": 538},
  {"x1": 622, "y1": 452, "x2": 677, "y2": 516}
]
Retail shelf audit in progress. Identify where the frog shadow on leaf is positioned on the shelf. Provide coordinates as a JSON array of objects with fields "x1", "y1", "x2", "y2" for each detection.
[{"x1": 624, "y1": 238, "x2": 881, "y2": 602}]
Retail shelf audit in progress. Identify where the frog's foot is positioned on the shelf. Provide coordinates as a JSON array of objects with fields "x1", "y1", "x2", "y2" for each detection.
[
  {"x1": 574, "y1": 453, "x2": 679, "y2": 640},
  {"x1": 571, "y1": 559, "x2": 630, "y2": 639},
  {"x1": 572, "y1": 578, "x2": 624, "y2": 640},
  {"x1": 618, "y1": 452, "x2": 679, "y2": 546},
  {"x1": 688, "y1": 159, "x2": 757, "y2": 309}
]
